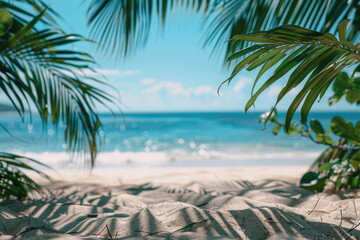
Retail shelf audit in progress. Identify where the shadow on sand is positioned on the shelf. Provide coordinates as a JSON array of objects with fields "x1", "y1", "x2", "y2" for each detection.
[{"x1": 1, "y1": 179, "x2": 359, "y2": 239}]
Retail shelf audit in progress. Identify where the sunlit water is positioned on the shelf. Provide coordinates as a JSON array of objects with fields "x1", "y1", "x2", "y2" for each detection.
[{"x1": 0, "y1": 112, "x2": 359, "y2": 169}]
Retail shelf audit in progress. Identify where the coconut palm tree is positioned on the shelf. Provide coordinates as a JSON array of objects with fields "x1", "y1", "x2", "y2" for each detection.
[{"x1": 0, "y1": 0, "x2": 115, "y2": 199}]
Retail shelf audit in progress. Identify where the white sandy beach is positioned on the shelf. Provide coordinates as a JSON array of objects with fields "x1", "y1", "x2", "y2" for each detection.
[{"x1": 1, "y1": 166, "x2": 360, "y2": 239}]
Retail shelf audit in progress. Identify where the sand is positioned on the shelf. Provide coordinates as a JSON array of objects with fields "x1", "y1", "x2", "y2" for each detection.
[{"x1": 1, "y1": 166, "x2": 360, "y2": 239}]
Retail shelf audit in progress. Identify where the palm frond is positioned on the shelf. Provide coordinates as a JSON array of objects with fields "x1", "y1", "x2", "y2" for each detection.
[
  {"x1": 86, "y1": 0, "x2": 360, "y2": 64},
  {"x1": 0, "y1": 0, "x2": 58, "y2": 28},
  {"x1": 1, "y1": 8, "x2": 116, "y2": 167},
  {"x1": 0, "y1": 152, "x2": 52, "y2": 200},
  {"x1": 223, "y1": 20, "x2": 360, "y2": 130},
  {"x1": 203, "y1": 0, "x2": 359, "y2": 66},
  {"x1": 86, "y1": 0, "x2": 211, "y2": 58}
]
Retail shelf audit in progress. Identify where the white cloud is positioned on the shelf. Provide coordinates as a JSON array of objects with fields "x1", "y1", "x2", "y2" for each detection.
[
  {"x1": 143, "y1": 81, "x2": 216, "y2": 96},
  {"x1": 73, "y1": 69, "x2": 141, "y2": 77},
  {"x1": 140, "y1": 78, "x2": 156, "y2": 85},
  {"x1": 194, "y1": 86, "x2": 216, "y2": 96},
  {"x1": 144, "y1": 81, "x2": 191, "y2": 95},
  {"x1": 232, "y1": 77, "x2": 252, "y2": 93}
]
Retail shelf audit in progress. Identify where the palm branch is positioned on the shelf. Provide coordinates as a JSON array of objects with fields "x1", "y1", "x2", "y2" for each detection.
[
  {"x1": 204, "y1": 0, "x2": 360, "y2": 65},
  {"x1": 86, "y1": 0, "x2": 212, "y2": 58},
  {"x1": 1, "y1": 7, "x2": 115, "y2": 167},
  {"x1": 0, "y1": 1, "x2": 117, "y2": 199},
  {"x1": 0, "y1": 152, "x2": 52, "y2": 200},
  {"x1": 223, "y1": 20, "x2": 359, "y2": 130},
  {"x1": 0, "y1": 0, "x2": 58, "y2": 27},
  {"x1": 86, "y1": 0, "x2": 360, "y2": 64}
]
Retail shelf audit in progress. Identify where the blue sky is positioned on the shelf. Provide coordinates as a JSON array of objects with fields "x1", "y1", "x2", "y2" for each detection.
[{"x1": 44, "y1": 1, "x2": 355, "y2": 113}]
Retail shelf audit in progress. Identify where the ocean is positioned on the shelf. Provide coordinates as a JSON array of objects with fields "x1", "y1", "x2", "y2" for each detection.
[{"x1": 0, "y1": 111, "x2": 359, "y2": 169}]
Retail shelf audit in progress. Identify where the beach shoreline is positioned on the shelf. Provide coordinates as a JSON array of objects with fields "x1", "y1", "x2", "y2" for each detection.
[{"x1": 28, "y1": 165, "x2": 310, "y2": 185}]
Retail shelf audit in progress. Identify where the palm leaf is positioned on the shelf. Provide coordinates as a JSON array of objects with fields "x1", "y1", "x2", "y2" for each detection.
[
  {"x1": 0, "y1": 152, "x2": 52, "y2": 200},
  {"x1": 85, "y1": 0, "x2": 360, "y2": 65},
  {"x1": 0, "y1": 0, "x2": 58, "y2": 28},
  {"x1": 204, "y1": 0, "x2": 359, "y2": 66},
  {"x1": 1, "y1": 7, "x2": 116, "y2": 167},
  {"x1": 224, "y1": 20, "x2": 360, "y2": 130},
  {"x1": 86, "y1": 0, "x2": 212, "y2": 58}
]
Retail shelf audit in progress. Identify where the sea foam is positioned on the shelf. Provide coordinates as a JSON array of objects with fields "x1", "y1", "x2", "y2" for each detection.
[{"x1": 18, "y1": 149, "x2": 320, "y2": 170}]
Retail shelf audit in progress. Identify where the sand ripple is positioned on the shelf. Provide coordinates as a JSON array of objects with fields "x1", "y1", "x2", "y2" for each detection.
[{"x1": 1, "y1": 178, "x2": 360, "y2": 239}]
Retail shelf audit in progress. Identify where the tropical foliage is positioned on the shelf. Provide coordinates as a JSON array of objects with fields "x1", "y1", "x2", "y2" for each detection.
[
  {"x1": 0, "y1": 1, "x2": 114, "y2": 199},
  {"x1": 86, "y1": 0, "x2": 212, "y2": 57},
  {"x1": 86, "y1": 0, "x2": 360, "y2": 63},
  {"x1": 224, "y1": 19, "x2": 360, "y2": 191},
  {"x1": 0, "y1": 152, "x2": 52, "y2": 200},
  {"x1": 260, "y1": 68, "x2": 360, "y2": 191},
  {"x1": 204, "y1": 0, "x2": 360, "y2": 63},
  {"x1": 224, "y1": 20, "x2": 358, "y2": 129}
]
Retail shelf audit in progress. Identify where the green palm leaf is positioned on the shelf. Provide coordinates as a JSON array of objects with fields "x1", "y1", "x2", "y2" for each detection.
[
  {"x1": 0, "y1": 0, "x2": 58, "y2": 28},
  {"x1": 204, "y1": 0, "x2": 360, "y2": 65},
  {"x1": 0, "y1": 152, "x2": 52, "y2": 200},
  {"x1": 224, "y1": 20, "x2": 360, "y2": 130},
  {"x1": 1, "y1": 7, "x2": 116, "y2": 167},
  {"x1": 86, "y1": 0, "x2": 360, "y2": 64},
  {"x1": 86, "y1": 0, "x2": 211, "y2": 58}
]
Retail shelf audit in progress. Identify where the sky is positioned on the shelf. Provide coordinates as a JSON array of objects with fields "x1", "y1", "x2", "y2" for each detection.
[{"x1": 38, "y1": 1, "x2": 356, "y2": 113}]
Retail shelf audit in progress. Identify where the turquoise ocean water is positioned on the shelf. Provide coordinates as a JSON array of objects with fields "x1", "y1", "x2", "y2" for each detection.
[{"x1": 0, "y1": 112, "x2": 359, "y2": 169}]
